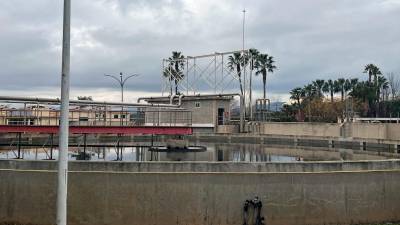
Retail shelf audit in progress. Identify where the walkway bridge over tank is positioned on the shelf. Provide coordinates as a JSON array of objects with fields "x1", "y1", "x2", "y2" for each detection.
[{"x1": 0, "y1": 96, "x2": 193, "y2": 135}]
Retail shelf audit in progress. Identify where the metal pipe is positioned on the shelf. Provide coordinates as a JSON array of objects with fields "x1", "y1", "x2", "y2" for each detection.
[
  {"x1": 178, "y1": 94, "x2": 184, "y2": 106},
  {"x1": 164, "y1": 49, "x2": 249, "y2": 61},
  {"x1": 0, "y1": 96, "x2": 180, "y2": 108},
  {"x1": 57, "y1": 1, "x2": 70, "y2": 225},
  {"x1": 137, "y1": 95, "x2": 184, "y2": 108},
  {"x1": 169, "y1": 94, "x2": 176, "y2": 105}
]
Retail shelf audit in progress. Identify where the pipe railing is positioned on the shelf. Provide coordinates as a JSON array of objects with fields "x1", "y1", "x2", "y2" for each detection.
[
  {"x1": 0, "y1": 108, "x2": 192, "y2": 127},
  {"x1": 0, "y1": 96, "x2": 181, "y2": 108}
]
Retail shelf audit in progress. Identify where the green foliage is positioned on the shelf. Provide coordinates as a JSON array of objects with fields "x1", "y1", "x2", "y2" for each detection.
[
  {"x1": 77, "y1": 96, "x2": 93, "y2": 101},
  {"x1": 163, "y1": 51, "x2": 185, "y2": 95},
  {"x1": 288, "y1": 64, "x2": 397, "y2": 119},
  {"x1": 227, "y1": 48, "x2": 277, "y2": 99}
]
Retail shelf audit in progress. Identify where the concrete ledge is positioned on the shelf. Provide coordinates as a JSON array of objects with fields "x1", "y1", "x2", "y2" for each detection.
[{"x1": 1, "y1": 159, "x2": 400, "y2": 173}]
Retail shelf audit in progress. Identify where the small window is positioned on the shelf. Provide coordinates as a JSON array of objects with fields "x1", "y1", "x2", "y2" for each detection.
[
  {"x1": 195, "y1": 102, "x2": 200, "y2": 108},
  {"x1": 79, "y1": 117, "x2": 88, "y2": 122},
  {"x1": 121, "y1": 114, "x2": 126, "y2": 119},
  {"x1": 113, "y1": 114, "x2": 119, "y2": 119}
]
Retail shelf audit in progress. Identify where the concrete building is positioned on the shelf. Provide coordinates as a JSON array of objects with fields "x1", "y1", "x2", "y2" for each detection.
[{"x1": 141, "y1": 94, "x2": 235, "y2": 132}]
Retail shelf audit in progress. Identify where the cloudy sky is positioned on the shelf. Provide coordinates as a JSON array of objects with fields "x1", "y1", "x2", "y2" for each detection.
[{"x1": 0, "y1": 0, "x2": 399, "y2": 102}]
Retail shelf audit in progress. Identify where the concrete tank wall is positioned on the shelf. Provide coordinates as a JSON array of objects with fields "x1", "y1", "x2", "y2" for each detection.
[
  {"x1": 387, "y1": 123, "x2": 400, "y2": 140},
  {"x1": 261, "y1": 122, "x2": 340, "y2": 137},
  {"x1": 351, "y1": 123, "x2": 387, "y2": 139},
  {"x1": 258, "y1": 122, "x2": 400, "y2": 140},
  {"x1": 1, "y1": 160, "x2": 400, "y2": 225}
]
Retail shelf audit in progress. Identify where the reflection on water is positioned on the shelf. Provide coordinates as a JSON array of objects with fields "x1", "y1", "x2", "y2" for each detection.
[{"x1": 0, "y1": 143, "x2": 298, "y2": 162}]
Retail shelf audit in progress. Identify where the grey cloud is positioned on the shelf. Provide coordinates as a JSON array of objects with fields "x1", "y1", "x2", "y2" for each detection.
[{"x1": 0, "y1": 0, "x2": 399, "y2": 100}]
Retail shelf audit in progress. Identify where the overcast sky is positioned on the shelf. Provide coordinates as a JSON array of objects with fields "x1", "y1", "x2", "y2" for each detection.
[{"x1": 0, "y1": 0, "x2": 399, "y2": 102}]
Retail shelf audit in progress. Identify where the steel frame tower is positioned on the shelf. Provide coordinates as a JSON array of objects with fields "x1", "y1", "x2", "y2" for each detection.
[{"x1": 161, "y1": 50, "x2": 254, "y2": 112}]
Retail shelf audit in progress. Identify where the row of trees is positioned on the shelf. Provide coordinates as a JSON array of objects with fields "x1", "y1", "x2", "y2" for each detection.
[
  {"x1": 227, "y1": 48, "x2": 276, "y2": 98},
  {"x1": 163, "y1": 49, "x2": 277, "y2": 99},
  {"x1": 288, "y1": 64, "x2": 400, "y2": 121}
]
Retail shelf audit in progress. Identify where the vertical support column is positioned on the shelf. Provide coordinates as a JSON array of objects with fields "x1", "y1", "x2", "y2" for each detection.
[
  {"x1": 214, "y1": 55, "x2": 217, "y2": 94},
  {"x1": 57, "y1": 1, "x2": 71, "y2": 225},
  {"x1": 50, "y1": 133, "x2": 54, "y2": 160},
  {"x1": 329, "y1": 140, "x2": 335, "y2": 149},
  {"x1": 393, "y1": 144, "x2": 399, "y2": 154},
  {"x1": 23, "y1": 103, "x2": 27, "y2": 125},
  {"x1": 120, "y1": 135, "x2": 123, "y2": 161},
  {"x1": 83, "y1": 133, "x2": 87, "y2": 160},
  {"x1": 360, "y1": 141, "x2": 367, "y2": 151},
  {"x1": 186, "y1": 58, "x2": 189, "y2": 95},
  {"x1": 193, "y1": 57, "x2": 196, "y2": 95},
  {"x1": 240, "y1": 94, "x2": 244, "y2": 133},
  {"x1": 17, "y1": 132, "x2": 22, "y2": 159},
  {"x1": 116, "y1": 135, "x2": 120, "y2": 161}
]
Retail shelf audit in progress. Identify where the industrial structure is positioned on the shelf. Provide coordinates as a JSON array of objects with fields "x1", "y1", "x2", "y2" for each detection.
[{"x1": 139, "y1": 94, "x2": 237, "y2": 133}]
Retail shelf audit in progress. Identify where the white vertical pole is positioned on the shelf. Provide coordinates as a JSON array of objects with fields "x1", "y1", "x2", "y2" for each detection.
[
  {"x1": 57, "y1": 1, "x2": 71, "y2": 225},
  {"x1": 242, "y1": 9, "x2": 246, "y2": 118}
]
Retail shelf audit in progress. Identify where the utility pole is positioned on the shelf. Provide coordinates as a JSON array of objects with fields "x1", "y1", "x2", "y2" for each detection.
[{"x1": 57, "y1": 1, "x2": 70, "y2": 225}]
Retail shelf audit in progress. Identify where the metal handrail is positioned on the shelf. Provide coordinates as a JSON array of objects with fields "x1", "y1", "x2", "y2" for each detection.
[{"x1": 0, "y1": 108, "x2": 192, "y2": 127}]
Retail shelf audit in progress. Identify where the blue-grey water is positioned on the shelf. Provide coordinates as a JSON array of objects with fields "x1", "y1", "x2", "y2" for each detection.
[{"x1": 0, "y1": 143, "x2": 298, "y2": 162}]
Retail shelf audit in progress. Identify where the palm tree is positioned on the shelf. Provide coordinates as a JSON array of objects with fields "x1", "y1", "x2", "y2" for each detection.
[
  {"x1": 323, "y1": 79, "x2": 335, "y2": 102},
  {"x1": 168, "y1": 51, "x2": 185, "y2": 95},
  {"x1": 227, "y1": 52, "x2": 246, "y2": 95},
  {"x1": 336, "y1": 78, "x2": 346, "y2": 102},
  {"x1": 344, "y1": 79, "x2": 352, "y2": 97},
  {"x1": 350, "y1": 78, "x2": 359, "y2": 92},
  {"x1": 248, "y1": 48, "x2": 260, "y2": 112},
  {"x1": 290, "y1": 87, "x2": 304, "y2": 107},
  {"x1": 364, "y1": 64, "x2": 382, "y2": 84},
  {"x1": 255, "y1": 54, "x2": 277, "y2": 99},
  {"x1": 376, "y1": 75, "x2": 388, "y2": 102},
  {"x1": 304, "y1": 84, "x2": 317, "y2": 99},
  {"x1": 312, "y1": 79, "x2": 325, "y2": 98},
  {"x1": 303, "y1": 84, "x2": 316, "y2": 122}
]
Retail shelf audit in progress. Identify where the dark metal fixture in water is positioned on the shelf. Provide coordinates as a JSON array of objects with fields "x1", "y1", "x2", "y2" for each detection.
[{"x1": 243, "y1": 196, "x2": 265, "y2": 225}]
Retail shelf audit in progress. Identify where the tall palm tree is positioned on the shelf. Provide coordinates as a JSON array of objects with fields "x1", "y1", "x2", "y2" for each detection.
[
  {"x1": 350, "y1": 78, "x2": 359, "y2": 92},
  {"x1": 336, "y1": 78, "x2": 346, "y2": 102},
  {"x1": 304, "y1": 84, "x2": 317, "y2": 99},
  {"x1": 376, "y1": 75, "x2": 388, "y2": 102},
  {"x1": 344, "y1": 79, "x2": 352, "y2": 97},
  {"x1": 364, "y1": 64, "x2": 382, "y2": 84},
  {"x1": 312, "y1": 79, "x2": 325, "y2": 98},
  {"x1": 303, "y1": 84, "x2": 316, "y2": 122},
  {"x1": 168, "y1": 51, "x2": 185, "y2": 95},
  {"x1": 323, "y1": 79, "x2": 335, "y2": 102},
  {"x1": 255, "y1": 54, "x2": 277, "y2": 99},
  {"x1": 290, "y1": 87, "x2": 304, "y2": 107},
  {"x1": 227, "y1": 52, "x2": 245, "y2": 95},
  {"x1": 248, "y1": 48, "x2": 260, "y2": 112}
]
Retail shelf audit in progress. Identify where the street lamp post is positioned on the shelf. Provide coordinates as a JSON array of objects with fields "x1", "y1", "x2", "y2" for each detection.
[
  {"x1": 105, "y1": 72, "x2": 139, "y2": 128},
  {"x1": 104, "y1": 72, "x2": 139, "y2": 103}
]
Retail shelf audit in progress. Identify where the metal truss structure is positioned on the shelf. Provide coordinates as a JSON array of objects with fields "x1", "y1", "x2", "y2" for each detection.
[{"x1": 161, "y1": 50, "x2": 255, "y2": 110}]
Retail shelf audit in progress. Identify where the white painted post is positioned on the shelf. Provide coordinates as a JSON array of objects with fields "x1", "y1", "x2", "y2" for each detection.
[{"x1": 56, "y1": 1, "x2": 71, "y2": 225}]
